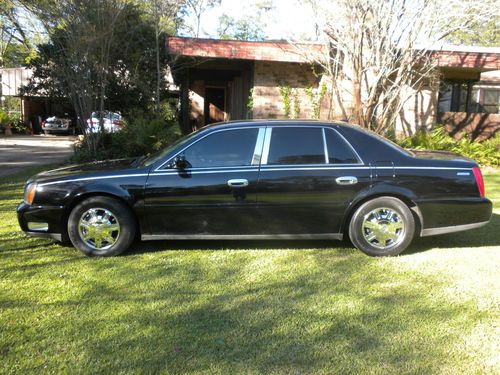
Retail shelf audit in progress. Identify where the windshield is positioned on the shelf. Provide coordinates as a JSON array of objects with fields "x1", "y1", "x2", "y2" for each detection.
[{"x1": 140, "y1": 129, "x2": 202, "y2": 167}]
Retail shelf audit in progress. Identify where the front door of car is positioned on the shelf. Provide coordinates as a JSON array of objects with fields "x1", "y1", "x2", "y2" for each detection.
[
  {"x1": 144, "y1": 127, "x2": 265, "y2": 236},
  {"x1": 256, "y1": 126, "x2": 370, "y2": 235}
]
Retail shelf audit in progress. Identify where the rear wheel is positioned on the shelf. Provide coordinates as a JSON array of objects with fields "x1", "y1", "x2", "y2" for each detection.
[
  {"x1": 348, "y1": 197, "x2": 415, "y2": 256},
  {"x1": 68, "y1": 196, "x2": 136, "y2": 256}
]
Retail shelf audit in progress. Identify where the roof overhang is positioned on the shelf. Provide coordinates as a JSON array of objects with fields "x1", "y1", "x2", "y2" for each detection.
[{"x1": 167, "y1": 37, "x2": 500, "y2": 71}]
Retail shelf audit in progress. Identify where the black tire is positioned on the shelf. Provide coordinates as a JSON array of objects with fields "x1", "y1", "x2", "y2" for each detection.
[
  {"x1": 67, "y1": 196, "x2": 136, "y2": 256},
  {"x1": 348, "y1": 196, "x2": 415, "y2": 256}
]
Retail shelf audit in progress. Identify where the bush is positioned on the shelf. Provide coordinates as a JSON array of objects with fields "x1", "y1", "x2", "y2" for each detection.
[
  {"x1": 71, "y1": 108, "x2": 181, "y2": 164},
  {"x1": 398, "y1": 126, "x2": 500, "y2": 167}
]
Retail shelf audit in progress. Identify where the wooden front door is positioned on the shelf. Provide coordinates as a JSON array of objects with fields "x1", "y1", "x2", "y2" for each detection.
[{"x1": 205, "y1": 87, "x2": 226, "y2": 124}]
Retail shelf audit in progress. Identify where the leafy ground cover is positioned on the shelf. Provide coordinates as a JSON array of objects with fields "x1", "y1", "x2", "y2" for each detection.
[{"x1": 1, "y1": 166, "x2": 498, "y2": 374}]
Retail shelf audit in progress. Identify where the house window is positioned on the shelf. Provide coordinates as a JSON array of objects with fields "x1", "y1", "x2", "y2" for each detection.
[
  {"x1": 439, "y1": 81, "x2": 500, "y2": 114},
  {"x1": 482, "y1": 89, "x2": 500, "y2": 114}
]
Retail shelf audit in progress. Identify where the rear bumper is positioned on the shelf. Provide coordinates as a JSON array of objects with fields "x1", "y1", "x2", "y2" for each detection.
[
  {"x1": 418, "y1": 197, "x2": 492, "y2": 236},
  {"x1": 421, "y1": 220, "x2": 489, "y2": 237},
  {"x1": 42, "y1": 127, "x2": 71, "y2": 133},
  {"x1": 17, "y1": 202, "x2": 65, "y2": 241}
]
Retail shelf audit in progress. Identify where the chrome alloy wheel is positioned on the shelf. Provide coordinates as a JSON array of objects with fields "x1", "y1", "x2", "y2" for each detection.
[
  {"x1": 78, "y1": 208, "x2": 121, "y2": 250},
  {"x1": 362, "y1": 207, "x2": 405, "y2": 249}
]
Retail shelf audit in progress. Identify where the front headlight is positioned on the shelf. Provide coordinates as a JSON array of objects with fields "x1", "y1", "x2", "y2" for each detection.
[{"x1": 24, "y1": 182, "x2": 37, "y2": 205}]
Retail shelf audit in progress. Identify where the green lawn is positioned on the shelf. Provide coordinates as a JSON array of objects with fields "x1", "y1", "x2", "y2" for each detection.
[{"x1": 1, "y1": 166, "x2": 499, "y2": 374}]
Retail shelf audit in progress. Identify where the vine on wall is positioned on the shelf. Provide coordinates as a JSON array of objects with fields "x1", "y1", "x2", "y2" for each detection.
[{"x1": 305, "y1": 82, "x2": 327, "y2": 120}]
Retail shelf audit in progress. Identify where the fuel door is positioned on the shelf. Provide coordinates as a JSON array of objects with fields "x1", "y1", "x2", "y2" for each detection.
[{"x1": 370, "y1": 161, "x2": 395, "y2": 182}]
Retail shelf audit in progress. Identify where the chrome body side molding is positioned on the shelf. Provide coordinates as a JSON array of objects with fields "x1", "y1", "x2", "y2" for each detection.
[
  {"x1": 421, "y1": 221, "x2": 489, "y2": 237},
  {"x1": 142, "y1": 233, "x2": 344, "y2": 241}
]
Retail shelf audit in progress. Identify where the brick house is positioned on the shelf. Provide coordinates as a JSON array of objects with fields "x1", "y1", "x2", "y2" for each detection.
[{"x1": 167, "y1": 37, "x2": 500, "y2": 139}]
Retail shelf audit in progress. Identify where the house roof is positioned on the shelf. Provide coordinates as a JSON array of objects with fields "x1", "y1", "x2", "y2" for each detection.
[
  {"x1": 167, "y1": 37, "x2": 323, "y2": 64},
  {"x1": 167, "y1": 36, "x2": 500, "y2": 70}
]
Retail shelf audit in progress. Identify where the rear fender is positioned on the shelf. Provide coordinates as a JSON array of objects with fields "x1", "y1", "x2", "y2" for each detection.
[{"x1": 340, "y1": 182, "x2": 423, "y2": 234}]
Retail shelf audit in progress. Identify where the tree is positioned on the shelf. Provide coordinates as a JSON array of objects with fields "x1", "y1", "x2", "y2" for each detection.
[
  {"x1": 179, "y1": 0, "x2": 220, "y2": 37},
  {"x1": 0, "y1": 0, "x2": 35, "y2": 67},
  {"x1": 137, "y1": 0, "x2": 184, "y2": 113},
  {"x1": 300, "y1": 0, "x2": 497, "y2": 134},
  {"x1": 22, "y1": 0, "x2": 162, "y2": 154},
  {"x1": 216, "y1": 1, "x2": 273, "y2": 41},
  {"x1": 446, "y1": 17, "x2": 500, "y2": 47}
]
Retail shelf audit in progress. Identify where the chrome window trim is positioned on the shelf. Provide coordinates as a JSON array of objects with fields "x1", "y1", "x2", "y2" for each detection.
[
  {"x1": 151, "y1": 168, "x2": 259, "y2": 176},
  {"x1": 260, "y1": 127, "x2": 272, "y2": 165},
  {"x1": 322, "y1": 128, "x2": 329, "y2": 163},
  {"x1": 260, "y1": 125, "x2": 364, "y2": 167},
  {"x1": 252, "y1": 128, "x2": 266, "y2": 165},
  {"x1": 154, "y1": 126, "x2": 264, "y2": 172}
]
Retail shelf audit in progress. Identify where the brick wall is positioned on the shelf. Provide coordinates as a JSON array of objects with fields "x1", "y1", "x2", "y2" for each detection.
[
  {"x1": 252, "y1": 61, "x2": 323, "y2": 119},
  {"x1": 439, "y1": 112, "x2": 500, "y2": 140},
  {"x1": 396, "y1": 85, "x2": 439, "y2": 136}
]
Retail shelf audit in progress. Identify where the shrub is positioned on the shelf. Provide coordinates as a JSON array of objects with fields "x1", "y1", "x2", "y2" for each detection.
[
  {"x1": 398, "y1": 126, "x2": 500, "y2": 167},
  {"x1": 72, "y1": 108, "x2": 181, "y2": 164}
]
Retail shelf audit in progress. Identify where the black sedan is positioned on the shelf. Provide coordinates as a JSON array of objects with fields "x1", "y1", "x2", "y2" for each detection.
[{"x1": 17, "y1": 120, "x2": 492, "y2": 257}]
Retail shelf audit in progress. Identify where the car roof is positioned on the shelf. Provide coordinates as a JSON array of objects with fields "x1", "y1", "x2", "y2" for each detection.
[{"x1": 201, "y1": 119, "x2": 350, "y2": 131}]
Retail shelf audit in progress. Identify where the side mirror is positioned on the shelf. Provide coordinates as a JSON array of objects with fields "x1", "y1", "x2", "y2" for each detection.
[{"x1": 173, "y1": 154, "x2": 190, "y2": 170}]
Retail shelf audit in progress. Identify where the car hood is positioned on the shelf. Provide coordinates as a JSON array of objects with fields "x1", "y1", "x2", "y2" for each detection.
[
  {"x1": 28, "y1": 158, "x2": 144, "y2": 184},
  {"x1": 409, "y1": 149, "x2": 475, "y2": 163}
]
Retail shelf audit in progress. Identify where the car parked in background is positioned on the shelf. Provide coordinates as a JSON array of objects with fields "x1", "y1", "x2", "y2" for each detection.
[
  {"x1": 86, "y1": 111, "x2": 124, "y2": 133},
  {"x1": 17, "y1": 120, "x2": 492, "y2": 257},
  {"x1": 41, "y1": 115, "x2": 76, "y2": 135}
]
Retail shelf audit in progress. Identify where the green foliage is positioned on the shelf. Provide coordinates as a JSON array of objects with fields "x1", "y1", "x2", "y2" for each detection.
[
  {"x1": 22, "y1": 1, "x2": 166, "y2": 117},
  {"x1": 305, "y1": 82, "x2": 327, "y2": 120},
  {"x1": 398, "y1": 126, "x2": 500, "y2": 167},
  {"x1": 217, "y1": 14, "x2": 266, "y2": 41},
  {"x1": 292, "y1": 91, "x2": 301, "y2": 119},
  {"x1": 246, "y1": 87, "x2": 254, "y2": 117},
  {"x1": 446, "y1": 17, "x2": 499, "y2": 47},
  {"x1": 72, "y1": 106, "x2": 181, "y2": 163},
  {"x1": 216, "y1": 1, "x2": 271, "y2": 41},
  {"x1": 278, "y1": 85, "x2": 292, "y2": 119}
]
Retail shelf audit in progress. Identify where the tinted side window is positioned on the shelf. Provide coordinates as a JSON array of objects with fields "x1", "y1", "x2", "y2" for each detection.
[
  {"x1": 184, "y1": 128, "x2": 258, "y2": 168},
  {"x1": 267, "y1": 127, "x2": 325, "y2": 165},
  {"x1": 325, "y1": 129, "x2": 359, "y2": 164}
]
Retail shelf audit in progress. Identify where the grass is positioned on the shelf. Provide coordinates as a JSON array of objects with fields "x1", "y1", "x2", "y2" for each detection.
[{"x1": 0, "y1": 166, "x2": 499, "y2": 374}]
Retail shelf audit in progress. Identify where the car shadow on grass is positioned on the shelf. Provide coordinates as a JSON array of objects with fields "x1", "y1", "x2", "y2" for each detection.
[{"x1": 127, "y1": 213, "x2": 500, "y2": 256}]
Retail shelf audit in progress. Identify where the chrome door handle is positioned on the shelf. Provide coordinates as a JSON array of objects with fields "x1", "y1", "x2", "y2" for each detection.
[
  {"x1": 335, "y1": 176, "x2": 358, "y2": 185},
  {"x1": 227, "y1": 179, "x2": 249, "y2": 187}
]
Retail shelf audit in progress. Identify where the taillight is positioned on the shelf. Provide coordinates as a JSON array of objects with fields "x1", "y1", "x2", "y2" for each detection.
[
  {"x1": 472, "y1": 167, "x2": 485, "y2": 198},
  {"x1": 112, "y1": 120, "x2": 123, "y2": 126}
]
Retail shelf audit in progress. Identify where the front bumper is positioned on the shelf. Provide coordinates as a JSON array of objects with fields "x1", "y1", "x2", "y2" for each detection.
[{"x1": 17, "y1": 202, "x2": 65, "y2": 241}]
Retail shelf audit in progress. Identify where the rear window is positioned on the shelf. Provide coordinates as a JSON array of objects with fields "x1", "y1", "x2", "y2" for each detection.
[
  {"x1": 325, "y1": 129, "x2": 359, "y2": 164},
  {"x1": 267, "y1": 127, "x2": 325, "y2": 165}
]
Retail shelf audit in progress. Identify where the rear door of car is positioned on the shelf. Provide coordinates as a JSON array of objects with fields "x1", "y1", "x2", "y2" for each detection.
[
  {"x1": 256, "y1": 125, "x2": 370, "y2": 236},
  {"x1": 143, "y1": 126, "x2": 265, "y2": 237}
]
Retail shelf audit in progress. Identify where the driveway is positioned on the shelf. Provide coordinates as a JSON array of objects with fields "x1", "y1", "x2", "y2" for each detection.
[{"x1": 0, "y1": 135, "x2": 76, "y2": 177}]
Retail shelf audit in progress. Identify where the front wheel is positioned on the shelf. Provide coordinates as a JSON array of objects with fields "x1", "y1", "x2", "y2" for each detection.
[
  {"x1": 348, "y1": 197, "x2": 415, "y2": 256},
  {"x1": 68, "y1": 196, "x2": 136, "y2": 256}
]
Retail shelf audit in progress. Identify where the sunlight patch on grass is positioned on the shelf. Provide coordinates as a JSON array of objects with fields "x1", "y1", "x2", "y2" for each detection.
[{"x1": 0, "y1": 166, "x2": 499, "y2": 374}]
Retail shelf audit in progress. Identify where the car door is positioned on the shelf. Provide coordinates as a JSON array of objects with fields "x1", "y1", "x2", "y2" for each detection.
[
  {"x1": 256, "y1": 125, "x2": 370, "y2": 236},
  {"x1": 143, "y1": 127, "x2": 265, "y2": 237}
]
